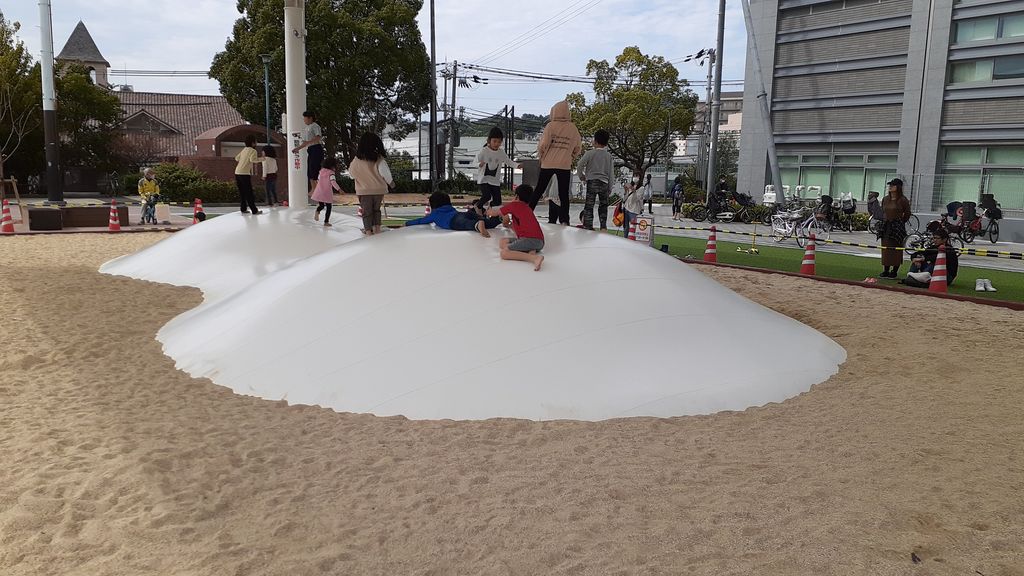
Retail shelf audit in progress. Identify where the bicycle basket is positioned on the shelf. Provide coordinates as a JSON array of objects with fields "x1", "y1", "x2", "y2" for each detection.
[{"x1": 985, "y1": 206, "x2": 1002, "y2": 220}]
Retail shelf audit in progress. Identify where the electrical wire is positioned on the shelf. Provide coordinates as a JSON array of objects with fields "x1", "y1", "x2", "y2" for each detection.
[{"x1": 471, "y1": 0, "x2": 601, "y2": 66}]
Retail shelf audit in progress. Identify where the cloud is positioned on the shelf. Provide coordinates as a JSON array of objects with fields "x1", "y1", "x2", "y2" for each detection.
[{"x1": 6, "y1": 0, "x2": 747, "y2": 114}]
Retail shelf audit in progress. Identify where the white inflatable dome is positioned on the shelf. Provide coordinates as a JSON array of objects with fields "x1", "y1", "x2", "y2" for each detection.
[{"x1": 103, "y1": 213, "x2": 846, "y2": 421}]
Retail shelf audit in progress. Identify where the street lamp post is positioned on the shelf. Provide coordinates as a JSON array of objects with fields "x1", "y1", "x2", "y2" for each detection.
[{"x1": 260, "y1": 54, "x2": 272, "y2": 146}]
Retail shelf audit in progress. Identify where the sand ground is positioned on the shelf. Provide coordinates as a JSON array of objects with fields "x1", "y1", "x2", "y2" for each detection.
[{"x1": 1, "y1": 233, "x2": 1022, "y2": 576}]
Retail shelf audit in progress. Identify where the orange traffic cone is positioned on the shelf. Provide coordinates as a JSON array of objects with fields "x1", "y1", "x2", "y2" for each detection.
[
  {"x1": 928, "y1": 245, "x2": 948, "y2": 293},
  {"x1": 1, "y1": 199, "x2": 15, "y2": 234},
  {"x1": 800, "y1": 233, "x2": 817, "y2": 275},
  {"x1": 703, "y1": 226, "x2": 717, "y2": 263},
  {"x1": 192, "y1": 198, "x2": 204, "y2": 224},
  {"x1": 108, "y1": 200, "x2": 121, "y2": 232},
  {"x1": 627, "y1": 219, "x2": 637, "y2": 240}
]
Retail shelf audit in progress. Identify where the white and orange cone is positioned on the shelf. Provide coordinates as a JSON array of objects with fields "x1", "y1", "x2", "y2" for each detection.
[
  {"x1": 108, "y1": 200, "x2": 121, "y2": 232},
  {"x1": 703, "y1": 226, "x2": 717, "y2": 263},
  {"x1": 800, "y1": 233, "x2": 817, "y2": 275},
  {"x1": 928, "y1": 245, "x2": 948, "y2": 293},
  {"x1": 627, "y1": 219, "x2": 637, "y2": 241},
  {"x1": 1, "y1": 199, "x2": 15, "y2": 234}
]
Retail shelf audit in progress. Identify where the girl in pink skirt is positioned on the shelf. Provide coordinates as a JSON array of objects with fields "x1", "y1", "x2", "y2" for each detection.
[{"x1": 311, "y1": 156, "x2": 342, "y2": 227}]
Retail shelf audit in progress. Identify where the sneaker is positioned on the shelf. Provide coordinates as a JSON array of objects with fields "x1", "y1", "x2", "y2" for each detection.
[
  {"x1": 976, "y1": 279, "x2": 986, "y2": 292},
  {"x1": 984, "y1": 279, "x2": 997, "y2": 292}
]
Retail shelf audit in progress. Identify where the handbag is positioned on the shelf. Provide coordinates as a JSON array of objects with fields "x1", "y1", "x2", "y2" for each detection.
[{"x1": 612, "y1": 202, "x2": 624, "y2": 227}]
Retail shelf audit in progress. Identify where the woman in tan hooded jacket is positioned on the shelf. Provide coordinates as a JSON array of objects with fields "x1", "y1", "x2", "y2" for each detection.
[{"x1": 529, "y1": 100, "x2": 582, "y2": 225}]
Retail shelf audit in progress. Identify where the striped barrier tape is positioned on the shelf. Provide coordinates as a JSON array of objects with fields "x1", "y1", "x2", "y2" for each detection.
[
  {"x1": 25, "y1": 200, "x2": 197, "y2": 208},
  {"x1": 651, "y1": 223, "x2": 1024, "y2": 260}
]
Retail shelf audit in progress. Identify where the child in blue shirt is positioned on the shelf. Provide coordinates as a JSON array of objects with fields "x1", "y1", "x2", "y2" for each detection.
[{"x1": 405, "y1": 192, "x2": 502, "y2": 237}]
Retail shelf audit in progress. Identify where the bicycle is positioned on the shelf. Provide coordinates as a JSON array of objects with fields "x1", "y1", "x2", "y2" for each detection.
[
  {"x1": 795, "y1": 210, "x2": 830, "y2": 248},
  {"x1": 770, "y1": 208, "x2": 805, "y2": 243}
]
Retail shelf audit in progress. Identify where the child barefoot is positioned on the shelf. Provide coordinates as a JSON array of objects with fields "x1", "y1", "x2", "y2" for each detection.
[{"x1": 486, "y1": 185, "x2": 545, "y2": 271}]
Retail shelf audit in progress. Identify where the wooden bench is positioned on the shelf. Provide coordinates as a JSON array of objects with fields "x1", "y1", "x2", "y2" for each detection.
[
  {"x1": 28, "y1": 208, "x2": 63, "y2": 231},
  {"x1": 60, "y1": 205, "x2": 129, "y2": 228}
]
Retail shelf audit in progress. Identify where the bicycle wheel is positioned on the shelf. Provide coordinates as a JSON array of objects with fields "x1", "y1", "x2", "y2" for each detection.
[
  {"x1": 949, "y1": 236, "x2": 964, "y2": 252},
  {"x1": 691, "y1": 206, "x2": 707, "y2": 222},
  {"x1": 740, "y1": 208, "x2": 753, "y2": 224},
  {"x1": 868, "y1": 218, "x2": 880, "y2": 235},
  {"x1": 963, "y1": 229, "x2": 975, "y2": 244},
  {"x1": 988, "y1": 221, "x2": 999, "y2": 244},
  {"x1": 905, "y1": 215, "x2": 920, "y2": 234},
  {"x1": 761, "y1": 211, "x2": 772, "y2": 226}
]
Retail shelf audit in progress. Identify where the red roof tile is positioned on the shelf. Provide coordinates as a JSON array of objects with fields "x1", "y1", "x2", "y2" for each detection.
[{"x1": 115, "y1": 91, "x2": 246, "y2": 157}]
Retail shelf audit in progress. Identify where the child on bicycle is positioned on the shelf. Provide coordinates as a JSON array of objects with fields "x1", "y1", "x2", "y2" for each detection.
[{"x1": 138, "y1": 168, "x2": 160, "y2": 225}]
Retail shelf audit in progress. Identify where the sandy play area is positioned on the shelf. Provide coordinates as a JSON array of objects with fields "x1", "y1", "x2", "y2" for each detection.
[{"x1": 1, "y1": 233, "x2": 1022, "y2": 575}]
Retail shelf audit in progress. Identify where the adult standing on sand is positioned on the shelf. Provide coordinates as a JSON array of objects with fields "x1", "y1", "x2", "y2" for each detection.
[
  {"x1": 291, "y1": 111, "x2": 324, "y2": 194},
  {"x1": 529, "y1": 100, "x2": 582, "y2": 225}
]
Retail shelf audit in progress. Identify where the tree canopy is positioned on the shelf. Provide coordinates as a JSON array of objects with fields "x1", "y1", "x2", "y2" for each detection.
[
  {"x1": 0, "y1": 12, "x2": 42, "y2": 180},
  {"x1": 567, "y1": 46, "x2": 698, "y2": 181},
  {"x1": 210, "y1": 0, "x2": 432, "y2": 165}
]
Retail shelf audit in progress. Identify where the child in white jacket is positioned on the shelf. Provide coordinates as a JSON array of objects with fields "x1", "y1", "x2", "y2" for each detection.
[{"x1": 474, "y1": 126, "x2": 519, "y2": 212}]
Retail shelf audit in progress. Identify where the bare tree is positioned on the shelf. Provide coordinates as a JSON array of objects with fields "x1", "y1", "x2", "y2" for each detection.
[{"x1": 0, "y1": 85, "x2": 40, "y2": 191}]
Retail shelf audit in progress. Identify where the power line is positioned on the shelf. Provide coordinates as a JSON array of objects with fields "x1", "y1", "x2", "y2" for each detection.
[
  {"x1": 471, "y1": 0, "x2": 598, "y2": 65},
  {"x1": 476, "y1": 0, "x2": 606, "y2": 66}
]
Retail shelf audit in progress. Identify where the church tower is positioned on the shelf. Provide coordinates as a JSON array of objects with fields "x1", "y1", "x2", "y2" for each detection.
[{"x1": 56, "y1": 21, "x2": 110, "y2": 87}]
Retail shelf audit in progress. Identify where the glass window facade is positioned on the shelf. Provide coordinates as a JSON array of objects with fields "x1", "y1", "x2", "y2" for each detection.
[
  {"x1": 938, "y1": 146, "x2": 1024, "y2": 212},
  {"x1": 774, "y1": 154, "x2": 897, "y2": 200},
  {"x1": 955, "y1": 17, "x2": 998, "y2": 43}
]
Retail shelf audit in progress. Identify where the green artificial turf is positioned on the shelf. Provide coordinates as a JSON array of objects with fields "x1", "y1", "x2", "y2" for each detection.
[{"x1": 653, "y1": 235, "x2": 1024, "y2": 304}]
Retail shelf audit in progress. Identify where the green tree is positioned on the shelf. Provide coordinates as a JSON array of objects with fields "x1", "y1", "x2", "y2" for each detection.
[
  {"x1": 210, "y1": 0, "x2": 431, "y2": 165},
  {"x1": 0, "y1": 12, "x2": 43, "y2": 183},
  {"x1": 567, "y1": 46, "x2": 698, "y2": 181},
  {"x1": 714, "y1": 132, "x2": 739, "y2": 191},
  {"x1": 56, "y1": 64, "x2": 123, "y2": 172}
]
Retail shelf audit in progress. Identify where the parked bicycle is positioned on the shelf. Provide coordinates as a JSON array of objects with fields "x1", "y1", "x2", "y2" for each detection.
[{"x1": 941, "y1": 197, "x2": 1001, "y2": 244}]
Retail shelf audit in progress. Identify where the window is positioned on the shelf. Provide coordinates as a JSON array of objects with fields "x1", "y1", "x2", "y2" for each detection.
[
  {"x1": 993, "y1": 54, "x2": 1024, "y2": 80},
  {"x1": 956, "y1": 17, "x2": 998, "y2": 43},
  {"x1": 800, "y1": 168, "x2": 831, "y2": 196},
  {"x1": 866, "y1": 154, "x2": 897, "y2": 165},
  {"x1": 950, "y1": 60, "x2": 993, "y2": 83},
  {"x1": 944, "y1": 147, "x2": 983, "y2": 165},
  {"x1": 986, "y1": 146, "x2": 1024, "y2": 165},
  {"x1": 832, "y1": 168, "x2": 865, "y2": 199},
  {"x1": 865, "y1": 169, "x2": 891, "y2": 197},
  {"x1": 833, "y1": 154, "x2": 864, "y2": 164},
  {"x1": 778, "y1": 155, "x2": 799, "y2": 165},
  {"x1": 1003, "y1": 14, "x2": 1024, "y2": 38},
  {"x1": 810, "y1": 1, "x2": 844, "y2": 14},
  {"x1": 937, "y1": 170, "x2": 983, "y2": 206},
  {"x1": 801, "y1": 155, "x2": 830, "y2": 164}
]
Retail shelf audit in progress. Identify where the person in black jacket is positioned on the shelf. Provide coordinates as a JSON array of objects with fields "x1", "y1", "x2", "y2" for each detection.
[{"x1": 903, "y1": 227, "x2": 958, "y2": 287}]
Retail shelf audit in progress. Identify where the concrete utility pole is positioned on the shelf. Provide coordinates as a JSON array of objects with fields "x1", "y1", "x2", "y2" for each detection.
[
  {"x1": 705, "y1": 0, "x2": 726, "y2": 203},
  {"x1": 696, "y1": 51, "x2": 714, "y2": 188},
  {"x1": 448, "y1": 61, "x2": 458, "y2": 179},
  {"x1": 284, "y1": 0, "x2": 307, "y2": 209},
  {"x1": 740, "y1": 0, "x2": 784, "y2": 202},
  {"x1": 38, "y1": 0, "x2": 62, "y2": 203},
  {"x1": 428, "y1": 0, "x2": 438, "y2": 191}
]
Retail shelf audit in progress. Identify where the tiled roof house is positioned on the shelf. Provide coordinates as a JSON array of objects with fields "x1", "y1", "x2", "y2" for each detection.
[{"x1": 56, "y1": 21, "x2": 247, "y2": 160}]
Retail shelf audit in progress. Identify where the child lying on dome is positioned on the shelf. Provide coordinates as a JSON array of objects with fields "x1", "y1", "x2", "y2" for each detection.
[{"x1": 404, "y1": 191, "x2": 501, "y2": 237}]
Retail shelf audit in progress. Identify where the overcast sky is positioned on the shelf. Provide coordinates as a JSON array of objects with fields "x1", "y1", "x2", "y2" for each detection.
[{"x1": 5, "y1": 0, "x2": 747, "y2": 116}]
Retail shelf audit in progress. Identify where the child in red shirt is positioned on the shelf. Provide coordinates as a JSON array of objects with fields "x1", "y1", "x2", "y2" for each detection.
[{"x1": 487, "y1": 185, "x2": 545, "y2": 271}]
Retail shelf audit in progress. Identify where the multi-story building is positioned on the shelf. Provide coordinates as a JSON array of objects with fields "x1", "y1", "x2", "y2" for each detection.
[{"x1": 738, "y1": 0, "x2": 1024, "y2": 227}]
